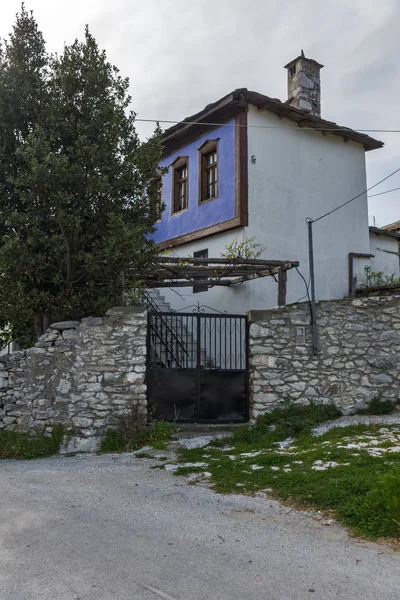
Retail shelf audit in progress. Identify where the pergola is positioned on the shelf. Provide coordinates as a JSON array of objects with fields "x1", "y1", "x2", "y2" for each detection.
[{"x1": 129, "y1": 256, "x2": 299, "y2": 306}]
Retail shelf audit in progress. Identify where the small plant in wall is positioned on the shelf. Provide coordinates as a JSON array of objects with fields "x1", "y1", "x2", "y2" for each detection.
[{"x1": 221, "y1": 237, "x2": 265, "y2": 261}]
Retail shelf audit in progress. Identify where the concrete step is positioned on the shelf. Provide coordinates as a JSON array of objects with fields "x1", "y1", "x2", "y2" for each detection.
[{"x1": 155, "y1": 303, "x2": 172, "y2": 312}]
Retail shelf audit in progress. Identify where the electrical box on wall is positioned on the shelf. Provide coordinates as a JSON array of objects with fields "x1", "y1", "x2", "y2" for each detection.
[{"x1": 295, "y1": 326, "x2": 306, "y2": 345}]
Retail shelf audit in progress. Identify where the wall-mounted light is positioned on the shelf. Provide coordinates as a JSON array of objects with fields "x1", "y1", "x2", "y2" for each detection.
[{"x1": 251, "y1": 155, "x2": 256, "y2": 164}]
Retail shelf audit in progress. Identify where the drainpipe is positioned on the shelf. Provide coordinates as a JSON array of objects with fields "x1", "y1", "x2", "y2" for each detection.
[{"x1": 348, "y1": 253, "x2": 374, "y2": 297}]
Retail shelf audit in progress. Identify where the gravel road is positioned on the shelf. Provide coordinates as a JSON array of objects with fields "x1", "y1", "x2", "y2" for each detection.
[{"x1": 0, "y1": 452, "x2": 399, "y2": 600}]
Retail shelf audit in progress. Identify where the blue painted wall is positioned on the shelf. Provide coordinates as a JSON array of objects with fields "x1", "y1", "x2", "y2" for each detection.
[{"x1": 154, "y1": 120, "x2": 236, "y2": 244}]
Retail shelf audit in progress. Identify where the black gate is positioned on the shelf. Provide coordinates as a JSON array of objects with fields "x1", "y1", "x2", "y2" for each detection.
[{"x1": 146, "y1": 311, "x2": 249, "y2": 423}]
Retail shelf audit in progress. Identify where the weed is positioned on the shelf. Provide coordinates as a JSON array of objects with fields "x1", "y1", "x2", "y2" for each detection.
[
  {"x1": 363, "y1": 266, "x2": 400, "y2": 289},
  {"x1": 356, "y1": 397, "x2": 396, "y2": 416},
  {"x1": 147, "y1": 421, "x2": 175, "y2": 448},
  {"x1": 99, "y1": 399, "x2": 175, "y2": 454},
  {"x1": 98, "y1": 429, "x2": 125, "y2": 453},
  {"x1": 0, "y1": 425, "x2": 64, "y2": 459}
]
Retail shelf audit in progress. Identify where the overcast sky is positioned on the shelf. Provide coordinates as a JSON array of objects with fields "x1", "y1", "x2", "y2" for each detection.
[{"x1": 1, "y1": 0, "x2": 399, "y2": 226}]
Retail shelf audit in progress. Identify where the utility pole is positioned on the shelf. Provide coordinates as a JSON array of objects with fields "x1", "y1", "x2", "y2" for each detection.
[{"x1": 307, "y1": 219, "x2": 318, "y2": 355}]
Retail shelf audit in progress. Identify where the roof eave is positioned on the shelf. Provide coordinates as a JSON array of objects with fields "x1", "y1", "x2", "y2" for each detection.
[
  {"x1": 161, "y1": 89, "x2": 384, "y2": 156},
  {"x1": 161, "y1": 90, "x2": 247, "y2": 158},
  {"x1": 369, "y1": 226, "x2": 400, "y2": 240}
]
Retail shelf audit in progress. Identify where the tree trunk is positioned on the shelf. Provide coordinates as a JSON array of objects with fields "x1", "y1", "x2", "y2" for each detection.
[
  {"x1": 34, "y1": 314, "x2": 44, "y2": 339},
  {"x1": 43, "y1": 314, "x2": 50, "y2": 332}
]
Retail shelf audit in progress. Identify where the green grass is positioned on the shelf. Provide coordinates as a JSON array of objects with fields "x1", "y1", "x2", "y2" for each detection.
[
  {"x1": 0, "y1": 425, "x2": 64, "y2": 459},
  {"x1": 209, "y1": 401, "x2": 341, "y2": 450},
  {"x1": 175, "y1": 404, "x2": 400, "y2": 539}
]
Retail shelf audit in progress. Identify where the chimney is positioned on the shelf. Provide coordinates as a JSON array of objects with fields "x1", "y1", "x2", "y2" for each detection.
[{"x1": 284, "y1": 50, "x2": 324, "y2": 117}]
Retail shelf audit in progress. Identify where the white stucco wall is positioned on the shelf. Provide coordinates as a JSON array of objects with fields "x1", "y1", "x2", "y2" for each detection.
[
  {"x1": 160, "y1": 105, "x2": 374, "y2": 314},
  {"x1": 161, "y1": 228, "x2": 280, "y2": 314},
  {"x1": 369, "y1": 233, "x2": 400, "y2": 280}
]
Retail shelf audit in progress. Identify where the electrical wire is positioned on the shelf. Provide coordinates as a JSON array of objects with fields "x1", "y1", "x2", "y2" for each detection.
[
  {"x1": 310, "y1": 166, "x2": 400, "y2": 224},
  {"x1": 294, "y1": 266, "x2": 311, "y2": 304},
  {"x1": 136, "y1": 117, "x2": 400, "y2": 134},
  {"x1": 368, "y1": 186, "x2": 400, "y2": 198}
]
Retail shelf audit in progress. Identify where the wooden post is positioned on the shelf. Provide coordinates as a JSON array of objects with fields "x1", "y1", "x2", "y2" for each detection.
[{"x1": 277, "y1": 269, "x2": 287, "y2": 306}]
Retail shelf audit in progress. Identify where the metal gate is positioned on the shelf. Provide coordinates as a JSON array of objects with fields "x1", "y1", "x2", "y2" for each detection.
[{"x1": 146, "y1": 311, "x2": 249, "y2": 423}]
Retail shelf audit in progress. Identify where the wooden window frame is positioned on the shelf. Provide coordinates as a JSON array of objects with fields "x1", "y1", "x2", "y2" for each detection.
[
  {"x1": 193, "y1": 249, "x2": 208, "y2": 294},
  {"x1": 198, "y1": 139, "x2": 219, "y2": 205},
  {"x1": 171, "y1": 156, "x2": 189, "y2": 215},
  {"x1": 148, "y1": 175, "x2": 163, "y2": 223}
]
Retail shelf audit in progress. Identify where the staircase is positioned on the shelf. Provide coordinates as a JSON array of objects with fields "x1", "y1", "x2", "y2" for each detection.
[
  {"x1": 145, "y1": 289, "x2": 173, "y2": 313},
  {"x1": 143, "y1": 289, "x2": 209, "y2": 369}
]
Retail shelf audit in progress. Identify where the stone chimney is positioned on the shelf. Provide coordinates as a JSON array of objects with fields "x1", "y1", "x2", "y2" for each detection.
[{"x1": 284, "y1": 50, "x2": 324, "y2": 117}]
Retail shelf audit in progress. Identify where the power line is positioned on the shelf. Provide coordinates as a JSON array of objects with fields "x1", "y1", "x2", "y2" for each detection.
[
  {"x1": 368, "y1": 186, "x2": 400, "y2": 198},
  {"x1": 294, "y1": 267, "x2": 311, "y2": 304},
  {"x1": 310, "y1": 167, "x2": 400, "y2": 224},
  {"x1": 136, "y1": 117, "x2": 400, "y2": 134}
]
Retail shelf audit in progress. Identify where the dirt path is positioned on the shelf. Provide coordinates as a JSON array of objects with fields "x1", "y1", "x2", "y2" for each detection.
[{"x1": 0, "y1": 452, "x2": 399, "y2": 600}]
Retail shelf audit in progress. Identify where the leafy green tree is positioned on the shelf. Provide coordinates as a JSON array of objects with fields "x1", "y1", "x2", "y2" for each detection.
[
  {"x1": 0, "y1": 11, "x2": 162, "y2": 343},
  {"x1": 0, "y1": 4, "x2": 49, "y2": 345}
]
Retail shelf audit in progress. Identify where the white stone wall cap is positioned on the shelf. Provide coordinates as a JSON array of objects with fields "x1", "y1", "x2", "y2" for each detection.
[{"x1": 50, "y1": 320, "x2": 81, "y2": 331}]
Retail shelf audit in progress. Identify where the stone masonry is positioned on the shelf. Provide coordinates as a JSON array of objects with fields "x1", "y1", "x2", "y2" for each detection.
[
  {"x1": 286, "y1": 53, "x2": 323, "y2": 117},
  {"x1": 249, "y1": 296, "x2": 400, "y2": 416},
  {"x1": 0, "y1": 306, "x2": 147, "y2": 452}
]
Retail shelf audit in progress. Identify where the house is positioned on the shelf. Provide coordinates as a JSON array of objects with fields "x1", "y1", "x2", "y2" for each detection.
[
  {"x1": 383, "y1": 220, "x2": 400, "y2": 234},
  {"x1": 368, "y1": 226, "x2": 400, "y2": 281},
  {"x1": 152, "y1": 52, "x2": 383, "y2": 314}
]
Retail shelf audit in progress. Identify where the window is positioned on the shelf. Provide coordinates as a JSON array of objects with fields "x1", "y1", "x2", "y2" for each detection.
[
  {"x1": 289, "y1": 64, "x2": 296, "y2": 76},
  {"x1": 148, "y1": 176, "x2": 162, "y2": 222},
  {"x1": 199, "y1": 140, "x2": 218, "y2": 203},
  {"x1": 193, "y1": 248, "x2": 208, "y2": 294},
  {"x1": 172, "y1": 157, "x2": 189, "y2": 214}
]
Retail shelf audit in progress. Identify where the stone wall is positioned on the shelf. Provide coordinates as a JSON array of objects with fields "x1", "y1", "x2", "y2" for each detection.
[
  {"x1": 0, "y1": 306, "x2": 147, "y2": 452},
  {"x1": 249, "y1": 296, "x2": 400, "y2": 416}
]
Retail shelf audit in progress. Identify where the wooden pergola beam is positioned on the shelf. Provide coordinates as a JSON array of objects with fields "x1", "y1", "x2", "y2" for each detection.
[
  {"x1": 131, "y1": 268, "x2": 278, "y2": 279},
  {"x1": 157, "y1": 256, "x2": 299, "y2": 267},
  {"x1": 128, "y1": 257, "x2": 298, "y2": 305}
]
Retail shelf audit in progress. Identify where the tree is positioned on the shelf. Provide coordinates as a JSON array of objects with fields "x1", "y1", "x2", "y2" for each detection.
[
  {"x1": 0, "y1": 12, "x2": 163, "y2": 343},
  {"x1": 0, "y1": 4, "x2": 49, "y2": 345}
]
